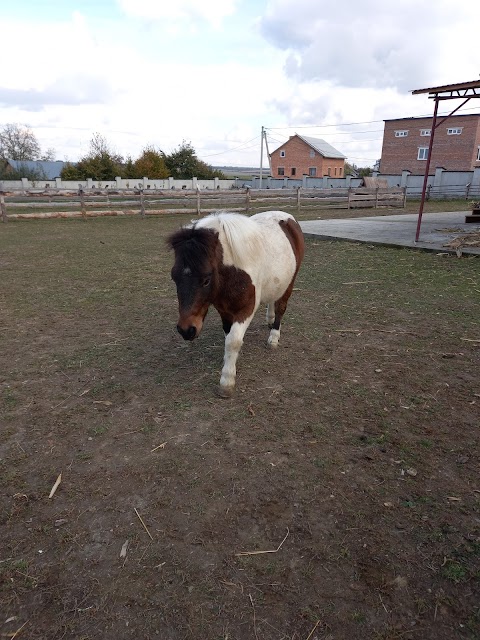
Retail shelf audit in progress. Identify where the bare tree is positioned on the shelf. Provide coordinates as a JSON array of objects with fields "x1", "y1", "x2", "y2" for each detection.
[
  {"x1": 0, "y1": 123, "x2": 42, "y2": 161},
  {"x1": 40, "y1": 148, "x2": 57, "y2": 162}
]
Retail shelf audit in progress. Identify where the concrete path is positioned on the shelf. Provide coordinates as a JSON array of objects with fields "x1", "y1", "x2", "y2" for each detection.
[{"x1": 300, "y1": 211, "x2": 480, "y2": 255}]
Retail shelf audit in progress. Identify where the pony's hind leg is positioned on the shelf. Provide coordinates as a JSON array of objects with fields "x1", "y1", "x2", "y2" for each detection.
[
  {"x1": 266, "y1": 302, "x2": 275, "y2": 327},
  {"x1": 267, "y1": 287, "x2": 294, "y2": 348}
]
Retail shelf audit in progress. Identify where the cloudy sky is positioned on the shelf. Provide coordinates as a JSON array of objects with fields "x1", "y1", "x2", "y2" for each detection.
[{"x1": 1, "y1": 0, "x2": 479, "y2": 169}]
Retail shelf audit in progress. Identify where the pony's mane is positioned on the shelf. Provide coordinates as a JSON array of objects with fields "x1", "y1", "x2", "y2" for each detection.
[
  {"x1": 167, "y1": 226, "x2": 217, "y2": 272},
  {"x1": 195, "y1": 212, "x2": 262, "y2": 268}
]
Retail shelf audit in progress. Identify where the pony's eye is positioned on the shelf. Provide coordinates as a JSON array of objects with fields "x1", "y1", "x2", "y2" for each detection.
[{"x1": 202, "y1": 276, "x2": 211, "y2": 287}]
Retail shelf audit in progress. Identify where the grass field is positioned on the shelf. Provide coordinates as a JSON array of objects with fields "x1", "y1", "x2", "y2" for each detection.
[{"x1": 1, "y1": 214, "x2": 479, "y2": 639}]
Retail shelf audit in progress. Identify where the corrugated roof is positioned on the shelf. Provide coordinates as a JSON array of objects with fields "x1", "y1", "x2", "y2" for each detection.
[
  {"x1": 7, "y1": 159, "x2": 65, "y2": 179},
  {"x1": 296, "y1": 135, "x2": 346, "y2": 159},
  {"x1": 412, "y1": 79, "x2": 480, "y2": 95}
]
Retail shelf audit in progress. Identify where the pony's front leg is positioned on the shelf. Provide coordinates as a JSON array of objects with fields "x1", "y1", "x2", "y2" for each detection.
[{"x1": 217, "y1": 316, "x2": 254, "y2": 398}]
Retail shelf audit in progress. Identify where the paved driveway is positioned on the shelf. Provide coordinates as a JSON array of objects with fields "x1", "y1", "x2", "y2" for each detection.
[{"x1": 300, "y1": 211, "x2": 480, "y2": 255}]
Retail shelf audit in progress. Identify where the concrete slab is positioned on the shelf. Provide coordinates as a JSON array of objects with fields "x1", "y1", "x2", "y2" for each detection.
[{"x1": 300, "y1": 211, "x2": 480, "y2": 255}]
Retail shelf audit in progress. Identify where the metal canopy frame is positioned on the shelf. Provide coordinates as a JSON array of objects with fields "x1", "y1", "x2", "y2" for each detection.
[{"x1": 412, "y1": 80, "x2": 480, "y2": 242}]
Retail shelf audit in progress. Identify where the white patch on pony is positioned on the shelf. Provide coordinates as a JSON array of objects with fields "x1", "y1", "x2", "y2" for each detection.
[
  {"x1": 219, "y1": 315, "x2": 256, "y2": 391},
  {"x1": 267, "y1": 328, "x2": 281, "y2": 348},
  {"x1": 266, "y1": 302, "x2": 275, "y2": 326},
  {"x1": 197, "y1": 211, "x2": 296, "y2": 304}
]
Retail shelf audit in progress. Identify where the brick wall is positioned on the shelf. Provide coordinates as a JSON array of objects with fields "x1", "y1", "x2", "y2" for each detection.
[
  {"x1": 270, "y1": 136, "x2": 345, "y2": 178},
  {"x1": 379, "y1": 114, "x2": 480, "y2": 175}
]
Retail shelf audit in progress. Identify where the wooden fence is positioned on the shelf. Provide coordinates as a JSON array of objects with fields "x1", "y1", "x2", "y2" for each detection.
[{"x1": 0, "y1": 186, "x2": 406, "y2": 222}]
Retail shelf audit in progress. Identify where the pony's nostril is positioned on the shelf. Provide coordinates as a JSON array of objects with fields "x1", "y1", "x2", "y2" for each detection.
[{"x1": 177, "y1": 324, "x2": 197, "y2": 340}]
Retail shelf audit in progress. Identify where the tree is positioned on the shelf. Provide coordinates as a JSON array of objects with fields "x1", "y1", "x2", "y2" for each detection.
[
  {"x1": 60, "y1": 161, "x2": 83, "y2": 181},
  {"x1": 0, "y1": 123, "x2": 42, "y2": 161},
  {"x1": 357, "y1": 166, "x2": 372, "y2": 178},
  {"x1": 133, "y1": 145, "x2": 169, "y2": 179},
  {"x1": 61, "y1": 133, "x2": 123, "y2": 181},
  {"x1": 165, "y1": 141, "x2": 198, "y2": 179},
  {"x1": 165, "y1": 141, "x2": 226, "y2": 179},
  {"x1": 122, "y1": 155, "x2": 136, "y2": 179},
  {"x1": 40, "y1": 148, "x2": 56, "y2": 162},
  {"x1": 344, "y1": 162, "x2": 373, "y2": 178}
]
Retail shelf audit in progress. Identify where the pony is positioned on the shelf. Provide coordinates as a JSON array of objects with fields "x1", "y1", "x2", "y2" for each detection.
[{"x1": 167, "y1": 211, "x2": 305, "y2": 397}]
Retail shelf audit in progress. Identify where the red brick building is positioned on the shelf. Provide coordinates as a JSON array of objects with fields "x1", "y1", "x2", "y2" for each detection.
[
  {"x1": 379, "y1": 114, "x2": 480, "y2": 175},
  {"x1": 270, "y1": 134, "x2": 346, "y2": 179}
]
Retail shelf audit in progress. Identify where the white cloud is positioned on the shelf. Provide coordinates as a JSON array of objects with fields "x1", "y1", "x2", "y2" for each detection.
[
  {"x1": 0, "y1": 75, "x2": 115, "y2": 111},
  {"x1": 260, "y1": 0, "x2": 480, "y2": 91},
  {"x1": 118, "y1": 0, "x2": 238, "y2": 29},
  {"x1": 1, "y1": 1, "x2": 479, "y2": 169}
]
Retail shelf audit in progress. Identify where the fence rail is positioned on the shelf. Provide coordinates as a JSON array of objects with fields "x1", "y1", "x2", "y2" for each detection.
[{"x1": 0, "y1": 186, "x2": 406, "y2": 222}]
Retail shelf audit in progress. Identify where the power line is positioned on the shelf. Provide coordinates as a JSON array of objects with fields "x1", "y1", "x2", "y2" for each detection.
[{"x1": 200, "y1": 136, "x2": 260, "y2": 158}]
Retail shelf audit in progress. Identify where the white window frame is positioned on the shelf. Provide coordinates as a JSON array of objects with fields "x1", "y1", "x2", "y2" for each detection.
[
  {"x1": 420, "y1": 129, "x2": 431, "y2": 136},
  {"x1": 280, "y1": 150, "x2": 286, "y2": 157},
  {"x1": 417, "y1": 147, "x2": 429, "y2": 160},
  {"x1": 395, "y1": 130, "x2": 409, "y2": 137},
  {"x1": 447, "y1": 127, "x2": 463, "y2": 135},
  {"x1": 477, "y1": 146, "x2": 480, "y2": 161}
]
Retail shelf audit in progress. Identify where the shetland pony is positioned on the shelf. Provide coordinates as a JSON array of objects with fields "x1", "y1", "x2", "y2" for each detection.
[{"x1": 167, "y1": 211, "x2": 304, "y2": 397}]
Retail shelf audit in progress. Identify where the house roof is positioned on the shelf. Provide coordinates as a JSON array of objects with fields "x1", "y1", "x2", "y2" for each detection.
[
  {"x1": 6, "y1": 159, "x2": 65, "y2": 179},
  {"x1": 298, "y1": 135, "x2": 346, "y2": 159},
  {"x1": 273, "y1": 134, "x2": 346, "y2": 159}
]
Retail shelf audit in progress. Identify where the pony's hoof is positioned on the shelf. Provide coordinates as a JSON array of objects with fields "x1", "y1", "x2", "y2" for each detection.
[
  {"x1": 215, "y1": 385, "x2": 234, "y2": 398},
  {"x1": 267, "y1": 340, "x2": 279, "y2": 349}
]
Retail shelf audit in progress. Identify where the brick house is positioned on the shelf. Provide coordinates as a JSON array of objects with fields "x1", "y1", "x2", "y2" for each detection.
[
  {"x1": 379, "y1": 114, "x2": 480, "y2": 174},
  {"x1": 270, "y1": 134, "x2": 346, "y2": 179}
]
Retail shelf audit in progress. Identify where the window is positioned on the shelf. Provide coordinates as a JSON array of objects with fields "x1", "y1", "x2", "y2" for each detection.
[
  {"x1": 278, "y1": 167, "x2": 285, "y2": 176},
  {"x1": 418, "y1": 147, "x2": 429, "y2": 160},
  {"x1": 334, "y1": 167, "x2": 337, "y2": 176},
  {"x1": 420, "y1": 129, "x2": 431, "y2": 136},
  {"x1": 447, "y1": 127, "x2": 463, "y2": 135},
  {"x1": 280, "y1": 150, "x2": 286, "y2": 157},
  {"x1": 477, "y1": 146, "x2": 480, "y2": 161},
  {"x1": 327, "y1": 167, "x2": 331, "y2": 176},
  {"x1": 291, "y1": 168, "x2": 296, "y2": 176},
  {"x1": 308, "y1": 167, "x2": 316, "y2": 177},
  {"x1": 338, "y1": 167, "x2": 342, "y2": 177},
  {"x1": 395, "y1": 130, "x2": 409, "y2": 137},
  {"x1": 309, "y1": 150, "x2": 315, "y2": 158}
]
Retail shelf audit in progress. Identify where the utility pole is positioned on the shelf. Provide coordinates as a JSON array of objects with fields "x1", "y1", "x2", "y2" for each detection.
[
  {"x1": 263, "y1": 128, "x2": 272, "y2": 175},
  {"x1": 259, "y1": 125, "x2": 264, "y2": 189}
]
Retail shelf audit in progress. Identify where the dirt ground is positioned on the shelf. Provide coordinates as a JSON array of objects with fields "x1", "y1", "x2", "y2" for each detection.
[{"x1": 1, "y1": 213, "x2": 479, "y2": 640}]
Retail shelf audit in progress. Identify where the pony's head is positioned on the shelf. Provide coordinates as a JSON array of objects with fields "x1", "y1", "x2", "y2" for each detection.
[{"x1": 167, "y1": 226, "x2": 220, "y2": 340}]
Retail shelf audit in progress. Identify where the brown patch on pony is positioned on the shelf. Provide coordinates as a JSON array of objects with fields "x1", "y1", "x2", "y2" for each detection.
[
  {"x1": 214, "y1": 265, "x2": 256, "y2": 329},
  {"x1": 279, "y1": 218, "x2": 305, "y2": 271},
  {"x1": 269, "y1": 218, "x2": 305, "y2": 330}
]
